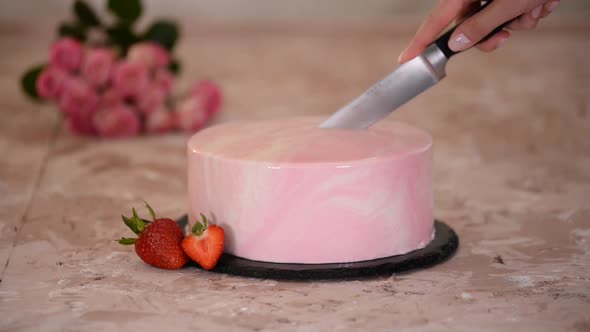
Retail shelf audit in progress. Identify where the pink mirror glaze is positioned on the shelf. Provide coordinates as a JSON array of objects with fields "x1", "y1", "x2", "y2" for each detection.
[{"x1": 187, "y1": 117, "x2": 434, "y2": 264}]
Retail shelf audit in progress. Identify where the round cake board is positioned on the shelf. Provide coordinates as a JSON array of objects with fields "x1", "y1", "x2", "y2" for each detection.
[{"x1": 176, "y1": 215, "x2": 458, "y2": 281}]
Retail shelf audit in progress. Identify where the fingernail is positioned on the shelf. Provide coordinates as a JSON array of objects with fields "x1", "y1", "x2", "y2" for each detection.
[
  {"x1": 532, "y1": 5, "x2": 542, "y2": 18},
  {"x1": 496, "y1": 36, "x2": 509, "y2": 49},
  {"x1": 398, "y1": 48, "x2": 407, "y2": 63},
  {"x1": 545, "y1": 1, "x2": 559, "y2": 12},
  {"x1": 448, "y1": 33, "x2": 471, "y2": 52}
]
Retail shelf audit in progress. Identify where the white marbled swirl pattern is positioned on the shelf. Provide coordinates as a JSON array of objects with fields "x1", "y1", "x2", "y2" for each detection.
[{"x1": 187, "y1": 117, "x2": 434, "y2": 263}]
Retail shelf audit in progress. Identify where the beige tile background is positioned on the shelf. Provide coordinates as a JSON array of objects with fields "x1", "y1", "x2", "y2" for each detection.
[{"x1": 1, "y1": 0, "x2": 589, "y2": 22}]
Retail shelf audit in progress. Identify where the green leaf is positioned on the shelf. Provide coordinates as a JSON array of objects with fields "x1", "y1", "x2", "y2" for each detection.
[
  {"x1": 107, "y1": 0, "x2": 142, "y2": 24},
  {"x1": 144, "y1": 201, "x2": 156, "y2": 221},
  {"x1": 117, "y1": 237, "x2": 137, "y2": 245},
  {"x1": 20, "y1": 65, "x2": 46, "y2": 101},
  {"x1": 73, "y1": 0, "x2": 101, "y2": 27},
  {"x1": 136, "y1": 219, "x2": 146, "y2": 233},
  {"x1": 200, "y1": 213, "x2": 208, "y2": 228},
  {"x1": 168, "y1": 59, "x2": 181, "y2": 75},
  {"x1": 131, "y1": 207, "x2": 147, "y2": 233},
  {"x1": 105, "y1": 24, "x2": 138, "y2": 54},
  {"x1": 58, "y1": 22, "x2": 86, "y2": 41},
  {"x1": 121, "y1": 211, "x2": 146, "y2": 235},
  {"x1": 192, "y1": 221, "x2": 205, "y2": 236},
  {"x1": 122, "y1": 215, "x2": 139, "y2": 234},
  {"x1": 142, "y1": 20, "x2": 179, "y2": 51}
]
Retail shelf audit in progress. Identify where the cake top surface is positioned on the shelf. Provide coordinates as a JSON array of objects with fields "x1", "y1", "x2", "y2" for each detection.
[{"x1": 188, "y1": 117, "x2": 432, "y2": 164}]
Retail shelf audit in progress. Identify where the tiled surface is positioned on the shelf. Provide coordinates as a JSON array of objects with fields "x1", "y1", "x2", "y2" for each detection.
[
  {"x1": 1, "y1": 0, "x2": 589, "y2": 21},
  {"x1": 0, "y1": 18, "x2": 589, "y2": 331}
]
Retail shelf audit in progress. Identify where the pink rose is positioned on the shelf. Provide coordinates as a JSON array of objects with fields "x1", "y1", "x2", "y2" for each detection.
[
  {"x1": 153, "y1": 70, "x2": 174, "y2": 95},
  {"x1": 66, "y1": 107, "x2": 98, "y2": 136},
  {"x1": 191, "y1": 80, "x2": 222, "y2": 117},
  {"x1": 146, "y1": 106, "x2": 174, "y2": 133},
  {"x1": 127, "y1": 42, "x2": 170, "y2": 69},
  {"x1": 93, "y1": 104, "x2": 141, "y2": 138},
  {"x1": 136, "y1": 84, "x2": 166, "y2": 115},
  {"x1": 99, "y1": 88, "x2": 123, "y2": 109},
  {"x1": 82, "y1": 48, "x2": 116, "y2": 87},
  {"x1": 36, "y1": 66, "x2": 67, "y2": 100},
  {"x1": 50, "y1": 37, "x2": 84, "y2": 73},
  {"x1": 59, "y1": 78, "x2": 98, "y2": 135},
  {"x1": 174, "y1": 96, "x2": 209, "y2": 132},
  {"x1": 112, "y1": 60, "x2": 149, "y2": 98},
  {"x1": 59, "y1": 78, "x2": 98, "y2": 116}
]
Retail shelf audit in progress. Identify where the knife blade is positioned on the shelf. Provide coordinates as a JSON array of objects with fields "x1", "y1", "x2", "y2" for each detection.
[
  {"x1": 319, "y1": 0, "x2": 512, "y2": 130},
  {"x1": 319, "y1": 44, "x2": 447, "y2": 130}
]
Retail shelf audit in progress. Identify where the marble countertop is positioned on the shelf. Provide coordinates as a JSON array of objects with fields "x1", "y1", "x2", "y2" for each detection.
[{"x1": 0, "y1": 18, "x2": 589, "y2": 332}]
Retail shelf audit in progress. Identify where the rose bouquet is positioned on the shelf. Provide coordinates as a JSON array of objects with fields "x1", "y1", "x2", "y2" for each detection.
[{"x1": 21, "y1": 0, "x2": 222, "y2": 138}]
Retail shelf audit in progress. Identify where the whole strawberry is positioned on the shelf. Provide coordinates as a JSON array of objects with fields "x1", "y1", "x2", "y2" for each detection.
[
  {"x1": 118, "y1": 202, "x2": 189, "y2": 270},
  {"x1": 182, "y1": 213, "x2": 225, "y2": 270}
]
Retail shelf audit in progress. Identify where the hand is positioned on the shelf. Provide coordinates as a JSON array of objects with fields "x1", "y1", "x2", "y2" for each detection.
[{"x1": 398, "y1": 0, "x2": 560, "y2": 63}]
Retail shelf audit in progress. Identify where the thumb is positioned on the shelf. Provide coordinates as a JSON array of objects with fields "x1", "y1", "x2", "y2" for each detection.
[{"x1": 448, "y1": 1, "x2": 522, "y2": 52}]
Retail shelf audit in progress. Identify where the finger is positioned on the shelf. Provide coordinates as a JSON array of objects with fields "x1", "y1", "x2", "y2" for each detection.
[
  {"x1": 448, "y1": 0, "x2": 523, "y2": 52},
  {"x1": 506, "y1": 7, "x2": 541, "y2": 31},
  {"x1": 399, "y1": 0, "x2": 471, "y2": 63},
  {"x1": 474, "y1": 29, "x2": 510, "y2": 52},
  {"x1": 540, "y1": 0, "x2": 560, "y2": 18},
  {"x1": 456, "y1": 1, "x2": 481, "y2": 22}
]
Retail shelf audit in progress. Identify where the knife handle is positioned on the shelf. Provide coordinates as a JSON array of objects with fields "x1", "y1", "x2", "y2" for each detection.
[{"x1": 434, "y1": 0, "x2": 516, "y2": 59}]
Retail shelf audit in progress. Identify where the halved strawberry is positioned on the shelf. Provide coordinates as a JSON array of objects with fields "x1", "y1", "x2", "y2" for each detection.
[
  {"x1": 182, "y1": 213, "x2": 225, "y2": 270},
  {"x1": 117, "y1": 201, "x2": 189, "y2": 270}
]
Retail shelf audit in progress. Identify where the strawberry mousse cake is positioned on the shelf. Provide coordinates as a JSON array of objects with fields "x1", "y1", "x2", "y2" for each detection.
[{"x1": 187, "y1": 117, "x2": 434, "y2": 264}]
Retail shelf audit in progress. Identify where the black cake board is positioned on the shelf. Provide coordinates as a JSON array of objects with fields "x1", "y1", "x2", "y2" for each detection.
[{"x1": 176, "y1": 215, "x2": 458, "y2": 281}]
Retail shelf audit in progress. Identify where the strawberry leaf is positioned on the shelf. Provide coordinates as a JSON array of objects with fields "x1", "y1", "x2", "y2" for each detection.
[
  {"x1": 192, "y1": 221, "x2": 205, "y2": 236},
  {"x1": 131, "y1": 207, "x2": 148, "y2": 232},
  {"x1": 122, "y1": 215, "x2": 139, "y2": 234},
  {"x1": 117, "y1": 237, "x2": 137, "y2": 245},
  {"x1": 121, "y1": 212, "x2": 146, "y2": 235},
  {"x1": 136, "y1": 218, "x2": 146, "y2": 233},
  {"x1": 144, "y1": 201, "x2": 156, "y2": 221},
  {"x1": 200, "y1": 213, "x2": 208, "y2": 228}
]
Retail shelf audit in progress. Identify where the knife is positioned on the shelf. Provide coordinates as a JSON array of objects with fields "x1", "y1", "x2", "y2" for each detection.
[{"x1": 319, "y1": 0, "x2": 513, "y2": 130}]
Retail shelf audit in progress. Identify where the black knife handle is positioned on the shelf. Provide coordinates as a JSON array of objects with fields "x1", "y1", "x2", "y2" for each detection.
[{"x1": 434, "y1": 0, "x2": 516, "y2": 59}]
